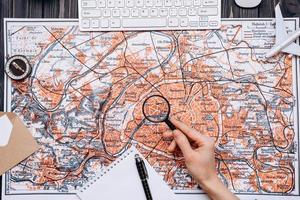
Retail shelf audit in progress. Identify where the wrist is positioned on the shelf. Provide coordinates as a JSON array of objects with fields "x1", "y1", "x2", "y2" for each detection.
[
  {"x1": 198, "y1": 176, "x2": 238, "y2": 200},
  {"x1": 197, "y1": 174, "x2": 220, "y2": 190}
]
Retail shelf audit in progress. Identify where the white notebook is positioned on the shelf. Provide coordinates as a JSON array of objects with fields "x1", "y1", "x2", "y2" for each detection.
[{"x1": 77, "y1": 146, "x2": 177, "y2": 200}]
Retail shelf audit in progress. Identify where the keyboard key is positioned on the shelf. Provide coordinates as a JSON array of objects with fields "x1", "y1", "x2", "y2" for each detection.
[
  {"x1": 126, "y1": 0, "x2": 135, "y2": 7},
  {"x1": 169, "y1": 8, "x2": 177, "y2": 16},
  {"x1": 168, "y1": 18, "x2": 179, "y2": 27},
  {"x1": 150, "y1": 8, "x2": 158, "y2": 16},
  {"x1": 209, "y1": 21, "x2": 218, "y2": 27},
  {"x1": 121, "y1": 9, "x2": 130, "y2": 16},
  {"x1": 103, "y1": 9, "x2": 111, "y2": 17},
  {"x1": 188, "y1": 8, "x2": 197, "y2": 16},
  {"x1": 91, "y1": 19, "x2": 99, "y2": 28},
  {"x1": 107, "y1": 0, "x2": 114, "y2": 7},
  {"x1": 154, "y1": 0, "x2": 163, "y2": 6},
  {"x1": 131, "y1": 9, "x2": 139, "y2": 16},
  {"x1": 82, "y1": 10, "x2": 101, "y2": 17},
  {"x1": 203, "y1": 0, "x2": 218, "y2": 6},
  {"x1": 145, "y1": 0, "x2": 153, "y2": 6},
  {"x1": 199, "y1": 7, "x2": 218, "y2": 16},
  {"x1": 82, "y1": 19, "x2": 90, "y2": 28},
  {"x1": 189, "y1": 16, "x2": 199, "y2": 27},
  {"x1": 164, "y1": 0, "x2": 172, "y2": 6},
  {"x1": 180, "y1": 18, "x2": 189, "y2": 27},
  {"x1": 179, "y1": 8, "x2": 187, "y2": 16},
  {"x1": 82, "y1": 0, "x2": 97, "y2": 8},
  {"x1": 141, "y1": 9, "x2": 149, "y2": 16},
  {"x1": 112, "y1": 9, "x2": 120, "y2": 17},
  {"x1": 184, "y1": 0, "x2": 193, "y2": 6},
  {"x1": 116, "y1": 0, "x2": 125, "y2": 7},
  {"x1": 199, "y1": 22, "x2": 208, "y2": 27},
  {"x1": 159, "y1": 8, "x2": 168, "y2": 16},
  {"x1": 98, "y1": 1, "x2": 106, "y2": 7},
  {"x1": 111, "y1": 19, "x2": 121, "y2": 27},
  {"x1": 194, "y1": 0, "x2": 202, "y2": 6},
  {"x1": 190, "y1": 21, "x2": 198, "y2": 27},
  {"x1": 123, "y1": 18, "x2": 167, "y2": 27},
  {"x1": 174, "y1": 0, "x2": 181, "y2": 6},
  {"x1": 199, "y1": 16, "x2": 208, "y2": 21},
  {"x1": 101, "y1": 19, "x2": 109, "y2": 27},
  {"x1": 136, "y1": 0, "x2": 144, "y2": 7}
]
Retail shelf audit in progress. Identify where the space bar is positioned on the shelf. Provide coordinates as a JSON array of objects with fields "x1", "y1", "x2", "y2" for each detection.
[{"x1": 123, "y1": 18, "x2": 167, "y2": 28}]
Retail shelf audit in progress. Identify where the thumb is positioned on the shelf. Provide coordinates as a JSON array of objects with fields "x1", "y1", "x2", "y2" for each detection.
[{"x1": 173, "y1": 130, "x2": 193, "y2": 157}]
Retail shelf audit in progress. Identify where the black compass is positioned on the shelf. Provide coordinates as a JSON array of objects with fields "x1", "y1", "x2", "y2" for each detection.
[{"x1": 5, "y1": 55, "x2": 32, "y2": 81}]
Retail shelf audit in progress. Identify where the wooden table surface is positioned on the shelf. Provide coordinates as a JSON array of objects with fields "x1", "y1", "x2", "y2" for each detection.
[{"x1": 0, "y1": 0, "x2": 299, "y2": 198}]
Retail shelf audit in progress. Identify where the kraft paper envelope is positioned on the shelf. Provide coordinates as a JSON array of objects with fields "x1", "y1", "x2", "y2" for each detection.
[{"x1": 0, "y1": 112, "x2": 39, "y2": 175}]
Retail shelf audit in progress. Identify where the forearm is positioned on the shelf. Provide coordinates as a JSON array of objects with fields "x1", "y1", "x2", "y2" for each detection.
[{"x1": 198, "y1": 176, "x2": 239, "y2": 200}]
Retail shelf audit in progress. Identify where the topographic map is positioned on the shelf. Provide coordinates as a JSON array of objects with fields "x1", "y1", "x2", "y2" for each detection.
[{"x1": 2, "y1": 19, "x2": 300, "y2": 200}]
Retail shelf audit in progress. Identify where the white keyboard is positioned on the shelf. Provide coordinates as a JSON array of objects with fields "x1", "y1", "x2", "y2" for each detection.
[{"x1": 78, "y1": 0, "x2": 221, "y2": 31}]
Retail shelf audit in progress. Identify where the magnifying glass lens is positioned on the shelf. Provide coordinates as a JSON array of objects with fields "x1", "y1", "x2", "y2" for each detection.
[{"x1": 143, "y1": 95, "x2": 170, "y2": 123}]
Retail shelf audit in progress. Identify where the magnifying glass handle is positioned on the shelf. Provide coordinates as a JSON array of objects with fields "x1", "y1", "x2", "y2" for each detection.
[{"x1": 165, "y1": 119, "x2": 176, "y2": 130}]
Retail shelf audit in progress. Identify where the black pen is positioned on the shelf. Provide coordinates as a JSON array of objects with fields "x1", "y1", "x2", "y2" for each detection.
[{"x1": 135, "y1": 154, "x2": 153, "y2": 200}]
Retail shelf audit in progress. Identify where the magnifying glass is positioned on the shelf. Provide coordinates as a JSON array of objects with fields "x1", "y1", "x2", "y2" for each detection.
[{"x1": 142, "y1": 95, "x2": 176, "y2": 130}]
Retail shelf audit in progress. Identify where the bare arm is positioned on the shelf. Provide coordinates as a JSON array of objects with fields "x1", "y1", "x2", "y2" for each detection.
[{"x1": 163, "y1": 118, "x2": 239, "y2": 200}]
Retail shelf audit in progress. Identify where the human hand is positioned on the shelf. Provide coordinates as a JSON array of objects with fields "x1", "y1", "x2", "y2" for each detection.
[
  {"x1": 163, "y1": 118, "x2": 239, "y2": 200},
  {"x1": 163, "y1": 117, "x2": 217, "y2": 185}
]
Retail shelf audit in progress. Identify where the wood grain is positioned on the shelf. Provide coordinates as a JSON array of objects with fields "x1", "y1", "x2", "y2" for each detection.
[{"x1": 0, "y1": 0, "x2": 299, "y2": 198}]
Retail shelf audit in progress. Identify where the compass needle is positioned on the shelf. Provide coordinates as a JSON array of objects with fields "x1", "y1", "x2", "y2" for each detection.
[{"x1": 12, "y1": 62, "x2": 26, "y2": 73}]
